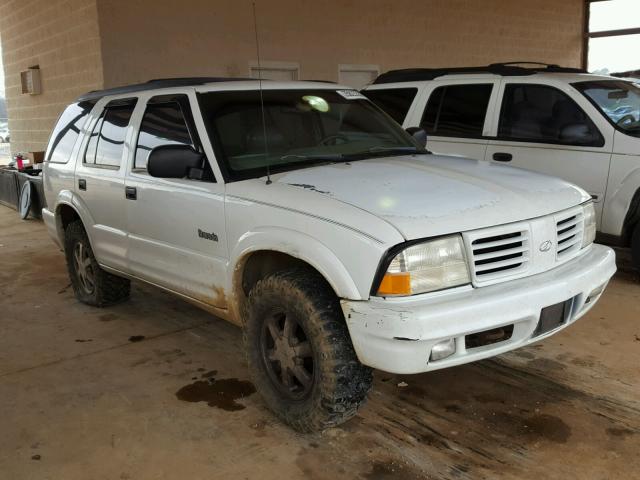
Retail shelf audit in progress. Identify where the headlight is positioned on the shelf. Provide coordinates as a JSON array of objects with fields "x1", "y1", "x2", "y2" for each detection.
[
  {"x1": 582, "y1": 202, "x2": 596, "y2": 248},
  {"x1": 376, "y1": 235, "x2": 470, "y2": 296}
]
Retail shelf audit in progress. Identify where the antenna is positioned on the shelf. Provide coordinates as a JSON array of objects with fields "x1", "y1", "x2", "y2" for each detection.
[{"x1": 252, "y1": 1, "x2": 272, "y2": 185}]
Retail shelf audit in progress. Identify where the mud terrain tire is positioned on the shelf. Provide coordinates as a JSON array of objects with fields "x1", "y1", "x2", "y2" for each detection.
[{"x1": 244, "y1": 268, "x2": 372, "y2": 432}]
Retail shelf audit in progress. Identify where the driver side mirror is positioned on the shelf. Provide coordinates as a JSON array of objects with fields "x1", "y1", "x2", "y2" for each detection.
[
  {"x1": 406, "y1": 127, "x2": 428, "y2": 148},
  {"x1": 559, "y1": 123, "x2": 597, "y2": 146},
  {"x1": 147, "y1": 145, "x2": 204, "y2": 179}
]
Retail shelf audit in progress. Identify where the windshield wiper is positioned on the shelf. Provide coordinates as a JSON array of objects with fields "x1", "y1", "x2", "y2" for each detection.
[
  {"x1": 368, "y1": 146, "x2": 423, "y2": 154},
  {"x1": 279, "y1": 153, "x2": 345, "y2": 163},
  {"x1": 344, "y1": 146, "x2": 430, "y2": 159}
]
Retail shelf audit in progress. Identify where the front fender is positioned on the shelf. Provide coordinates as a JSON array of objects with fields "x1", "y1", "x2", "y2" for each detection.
[{"x1": 228, "y1": 227, "x2": 362, "y2": 301}]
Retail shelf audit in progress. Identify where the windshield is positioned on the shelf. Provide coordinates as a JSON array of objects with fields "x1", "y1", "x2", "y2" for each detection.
[
  {"x1": 198, "y1": 89, "x2": 422, "y2": 180},
  {"x1": 573, "y1": 80, "x2": 640, "y2": 137}
]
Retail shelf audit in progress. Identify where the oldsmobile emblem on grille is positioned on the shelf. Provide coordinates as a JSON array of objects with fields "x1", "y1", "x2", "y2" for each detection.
[{"x1": 539, "y1": 240, "x2": 553, "y2": 252}]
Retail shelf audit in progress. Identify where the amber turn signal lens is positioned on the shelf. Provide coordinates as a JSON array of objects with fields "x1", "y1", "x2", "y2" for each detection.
[{"x1": 377, "y1": 272, "x2": 411, "y2": 296}]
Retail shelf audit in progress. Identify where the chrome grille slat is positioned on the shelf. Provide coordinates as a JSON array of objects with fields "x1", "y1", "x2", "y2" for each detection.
[
  {"x1": 557, "y1": 227, "x2": 582, "y2": 243},
  {"x1": 471, "y1": 236, "x2": 523, "y2": 250},
  {"x1": 475, "y1": 256, "x2": 527, "y2": 273},
  {"x1": 555, "y1": 212, "x2": 584, "y2": 260},
  {"x1": 468, "y1": 229, "x2": 529, "y2": 284},
  {"x1": 473, "y1": 245, "x2": 528, "y2": 261}
]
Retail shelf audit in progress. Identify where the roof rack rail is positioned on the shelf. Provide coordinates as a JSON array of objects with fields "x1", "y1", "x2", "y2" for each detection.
[
  {"x1": 372, "y1": 62, "x2": 587, "y2": 84},
  {"x1": 76, "y1": 77, "x2": 254, "y2": 102}
]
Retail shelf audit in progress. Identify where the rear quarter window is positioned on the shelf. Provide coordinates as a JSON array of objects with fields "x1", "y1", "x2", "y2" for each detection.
[
  {"x1": 84, "y1": 101, "x2": 137, "y2": 168},
  {"x1": 46, "y1": 101, "x2": 95, "y2": 163},
  {"x1": 362, "y1": 88, "x2": 418, "y2": 124}
]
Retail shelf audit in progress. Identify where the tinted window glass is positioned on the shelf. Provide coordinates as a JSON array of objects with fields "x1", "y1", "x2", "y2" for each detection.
[
  {"x1": 499, "y1": 84, "x2": 602, "y2": 145},
  {"x1": 85, "y1": 102, "x2": 136, "y2": 167},
  {"x1": 84, "y1": 114, "x2": 103, "y2": 164},
  {"x1": 421, "y1": 84, "x2": 493, "y2": 137},
  {"x1": 135, "y1": 102, "x2": 193, "y2": 169},
  {"x1": 363, "y1": 88, "x2": 418, "y2": 124},
  {"x1": 46, "y1": 101, "x2": 95, "y2": 163},
  {"x1": 573, "y1": 80, "x2": 640, "y2": 138}
]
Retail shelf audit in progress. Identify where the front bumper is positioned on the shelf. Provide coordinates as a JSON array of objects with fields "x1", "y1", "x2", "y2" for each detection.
[{"x1": 342, "y1": 244, "x2": 616, "y2": 374}]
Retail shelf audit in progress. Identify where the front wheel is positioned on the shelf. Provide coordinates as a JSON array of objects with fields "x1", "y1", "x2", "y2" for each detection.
[
  {"x1": 244, "y1": 268, "x2": 372, "y2": 432},
  {"x1": 632, "y1": 222, "x2": 640, "y2": 271}
]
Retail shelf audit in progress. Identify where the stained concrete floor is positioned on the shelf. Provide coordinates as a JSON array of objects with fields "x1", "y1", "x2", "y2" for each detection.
[{"x1": 1, "y1": 204, "x2": 639, "y2": 480}]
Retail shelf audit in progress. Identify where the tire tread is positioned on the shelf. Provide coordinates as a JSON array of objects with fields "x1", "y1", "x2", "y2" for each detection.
[{"x1": 244, "y1": 268, "x2": 372, "y2": 432}]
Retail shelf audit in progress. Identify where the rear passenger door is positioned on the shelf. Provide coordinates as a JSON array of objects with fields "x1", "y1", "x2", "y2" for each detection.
[
  {"x1": 485, "y1": 82, "x2": 613, "y2": 224},
  {"x1": 74, "y1": 98, "x2": 137, "y2": 271},
  {"x1": 125, "y1": 93, "x2": 228, "y2": 309},
  {"x1": 410, "y1": 80, "x2": 499, "y2": 160}
]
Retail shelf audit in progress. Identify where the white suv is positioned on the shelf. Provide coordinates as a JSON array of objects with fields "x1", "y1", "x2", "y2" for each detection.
[
  {"x1": 363, "y1": 63, "x2": 640, "y2": 268},
  {"x1": 42, "y1": 78, "x2": 615, "y2": 432}
]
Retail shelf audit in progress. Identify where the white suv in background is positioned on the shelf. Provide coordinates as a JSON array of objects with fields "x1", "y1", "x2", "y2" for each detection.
[
  {"x1": 43, "y1": 78, "x2": 615, "y2": 432},
  {"x1": 363, "y1": 63, "x2": 640, "y2": 268}
]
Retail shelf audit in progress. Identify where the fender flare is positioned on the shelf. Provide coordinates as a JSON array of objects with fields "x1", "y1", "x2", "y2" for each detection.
[
  {"x1": 227, "y1": 227, "x2": 362, "y2": 302},
  {"x1": 53, "y1": 190, "x2": 97, "y2": 244}
]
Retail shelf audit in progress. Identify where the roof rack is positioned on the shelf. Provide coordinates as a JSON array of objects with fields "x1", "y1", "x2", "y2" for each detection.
[
  {"x1": 372, "y1": 62, "x2": 587, "y2": 84},
  {"x1": 76, "y1": 77, "x2": 255, "y2": 102}
]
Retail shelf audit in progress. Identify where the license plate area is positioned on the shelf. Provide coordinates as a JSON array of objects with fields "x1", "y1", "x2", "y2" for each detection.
[{"x1": 534, "y1": 299, "x2": 574, "y2": 337}]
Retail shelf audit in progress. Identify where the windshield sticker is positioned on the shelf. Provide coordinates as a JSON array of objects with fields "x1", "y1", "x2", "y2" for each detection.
[{"x1": 336, "y1": 89, "x2": 367, "y2": 100}]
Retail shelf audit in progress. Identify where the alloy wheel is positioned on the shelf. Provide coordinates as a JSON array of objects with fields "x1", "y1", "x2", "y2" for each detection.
[
  {"x1": 261, "y1": 310, "x2": 314, "y2": 400},
  {"x1": 73, "y1": 241, "x2": 95, "y2": 295}
]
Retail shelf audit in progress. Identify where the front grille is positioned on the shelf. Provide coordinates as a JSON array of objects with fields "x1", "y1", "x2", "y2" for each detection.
[
  {"x1": 470, "y1": 230, "x2": 529, "y2": 282},
  {"x1": 556, "y1": 212, "x2": 584, "y2": 260}
]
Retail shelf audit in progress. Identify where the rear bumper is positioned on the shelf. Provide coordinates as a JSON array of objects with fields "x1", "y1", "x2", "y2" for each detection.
[{"x1": 341, "y1": 244, "x2": 616, "y2": 374}]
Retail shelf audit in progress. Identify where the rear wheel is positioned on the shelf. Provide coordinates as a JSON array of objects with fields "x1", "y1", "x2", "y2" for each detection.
[
  {"x1": 244, "y1": 268, "x2": 372, "y2": 432},
  {"x1": 64, "y1": 221, "x2": 130, "y2": 306}
]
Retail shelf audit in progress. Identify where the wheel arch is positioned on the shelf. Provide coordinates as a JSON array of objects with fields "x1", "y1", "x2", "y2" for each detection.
[
  {"x1": 227, "y1": 229, "x2": 363, "y2": 325},
  {"x1": 53, "y1": 191, "x2": 96, "y2": 245}
]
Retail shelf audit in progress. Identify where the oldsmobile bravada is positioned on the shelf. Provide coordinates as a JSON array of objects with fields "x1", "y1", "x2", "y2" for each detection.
[{"x1": 43, "y1": 78, "x2": 616, "y2": 431}]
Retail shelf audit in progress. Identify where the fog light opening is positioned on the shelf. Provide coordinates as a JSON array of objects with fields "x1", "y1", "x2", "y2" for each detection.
[
  {"x1": 585, "y1": 283, "x2": 606, "y2": 305},
  {"x1": 430, "y1": 338, "x2": 456, "y2": 362}
]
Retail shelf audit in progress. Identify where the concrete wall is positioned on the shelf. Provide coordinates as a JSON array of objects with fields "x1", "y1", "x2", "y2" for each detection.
[
  {"x1": 0, "y1": 0, "x2": 103, "y2": 153},
  {"x1": 0, "y1": 0, "x2": 585, "y2": 153},
  {"x1": 98, "y1": 0, "x2": 585, "y2": 88}
]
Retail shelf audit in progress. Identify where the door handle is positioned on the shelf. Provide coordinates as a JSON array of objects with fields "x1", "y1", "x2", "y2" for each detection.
[
  {"x1": 125, "y1": 186, "x2": 137, "y2": 200},
  {"x1": 492, "y1": 152, "x2": 513, "y2": 162},
  {"x1": 78, "y1": 179, "x2": 86, "y2": 190}
]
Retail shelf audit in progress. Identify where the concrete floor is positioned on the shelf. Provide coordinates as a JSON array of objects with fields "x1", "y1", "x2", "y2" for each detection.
[{"x1": 1, "y1": 204, "x2": 639, "y2": 480}]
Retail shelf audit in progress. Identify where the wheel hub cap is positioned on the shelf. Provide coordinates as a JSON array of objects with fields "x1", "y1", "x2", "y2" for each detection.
[
  {"x1": 262, "y1": 311, "x2": 314, "y2": 399},
  {"x1": 73, "y1": 241, "x2": 95, "y2": 295}
]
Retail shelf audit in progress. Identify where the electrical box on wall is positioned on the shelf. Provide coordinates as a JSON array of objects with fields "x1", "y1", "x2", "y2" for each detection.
[{"x1": 20, "y1": 66, "x2": 42, "y2": 95}]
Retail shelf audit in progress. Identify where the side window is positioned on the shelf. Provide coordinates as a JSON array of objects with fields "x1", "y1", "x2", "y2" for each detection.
[
  {"x1": 135, "y1": 102, "x2": 193, "y2": 170},
  {"x1": 46, "y1": 101, "x2": 95, "y2": 163},
  {"x1": 498, "y1": 84, "x2": 602, "y2": 146},
  {"x1": 84, "y1": 101, "x2": 136, "y2": 168},
  {"x1": 421, "y1": 84, "x2": 493, "y2": 138},
  {"x1": 362, "y1": 88, "x2": 418, "y2": 124}
]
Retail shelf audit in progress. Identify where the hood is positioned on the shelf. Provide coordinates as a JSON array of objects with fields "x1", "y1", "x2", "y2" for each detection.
[{"x1": 265, "y1": 154, "x2": 590, "y2": 240}]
